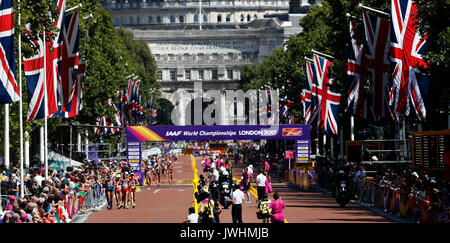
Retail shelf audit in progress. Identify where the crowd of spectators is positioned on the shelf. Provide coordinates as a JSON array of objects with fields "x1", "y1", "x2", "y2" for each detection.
[
  {"x1": 0, "y1": 161, "x2": 114, "y2": 223},
  {"x1": 316, "y1": 160, "x2": 449, "y2": 223}
]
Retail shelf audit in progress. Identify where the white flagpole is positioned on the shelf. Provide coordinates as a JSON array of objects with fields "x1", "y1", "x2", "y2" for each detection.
[
  {"x1": 43, "y1": 30, "x2": 48, "y2": 180},
  {"x1": 25, "y1": 131, "x2": 29, "y2": 169},
  {"x1": 311, "y1": 49, "x2": 335, "y2": 60},
  {"x1": 18, "y1": 0, "x2": 25, "y2": 198},
  {"x1": 350, "y1": 115, "x2": 355, "y2": 141},
  {"x1": 358, "y1": 3, "x2": 390, "y2": 17},
  {"x1": 4, "y1": 104, "x2": 9, "y2": 174}
]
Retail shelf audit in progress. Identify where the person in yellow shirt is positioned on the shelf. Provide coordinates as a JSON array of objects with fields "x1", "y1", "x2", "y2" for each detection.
[
  {"x1": 198, "y1": 194, "x2": 216, "y2": 223},
  {"x1": 1, "y1": 171, "x2": 8, "y2": 194}
]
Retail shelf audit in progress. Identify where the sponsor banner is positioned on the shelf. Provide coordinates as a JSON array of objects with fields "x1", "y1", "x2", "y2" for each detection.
[
  {"x1": 127, "y1": 125, "x2": 310, "y2": 142},
  {"x1": 127, "y1": 141, "x2": 143, "y2": 183},
  {"x1": 296, "y1": 140, "x2": 310, "y2": 162},
  {"x1": 285, "y1": 150, "x2": 294, "y2": 159}
]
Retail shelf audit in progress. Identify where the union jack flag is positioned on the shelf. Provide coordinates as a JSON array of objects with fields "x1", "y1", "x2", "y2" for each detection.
[
  {"x1": 94, "y1": 99, "x2": 122, "y2": 136},
  {"x1": 57, "y1": 10, "x2": 80, "y2": 116},
  {"x1": 302, "y1": 60, "x2": 316, "y2": 124},
  {"x1": 362, "y1": 10, "x2": 395, "y2": 122},
  {"x1": 147, "y1": 94, "x2": 157, "y2": 125},
  {"x1": 389, "y1": 0, "x2": 429, "y2": 121},
  {"x1": 62, "y1": 59, "x2": 85, "y2": 118},
  {"x1": 0, "y1": 0, "x2": 19, "y2": 104},
  {"x1": 94, "y1": 116, "x2": 108, "y2": 136},
  {"x1": 280, "y1": 104, "x2": 288, "y2": 118},
  {"x1": 23, "y1": 0, "x2": 66, "y2": 121},
  {"x1": 312, "y1": 54, "x2": 341, "y2": 134},
  {"x1": 108, "y1": 98, "x2": 122, "y2": 135},
  {"x1": 346, "y1": 20, "x2": 367, "y2": 118}
]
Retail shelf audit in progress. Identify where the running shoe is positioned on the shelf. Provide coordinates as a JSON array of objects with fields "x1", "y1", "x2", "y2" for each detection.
[{"x1": 245, "y1": 200, "x2": 251, "y2": 203}]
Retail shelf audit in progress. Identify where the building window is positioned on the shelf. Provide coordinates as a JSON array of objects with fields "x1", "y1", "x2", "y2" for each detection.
[
  {"x1": 137, "y1": 16, "x2": 140, "y2": 24},
  {"x1": 254, "y1": 14, "x2": 258, "y2": 20},
  {"x1": 247, "y1": 15, "x2": 251, "y2": 22},
  {"x1": 203, "y1": 15, "x2": 207, "y2": 23},
  {"x1": 212, "y1": 70, "x2": 218, "y2": 80},
  {"x1": 198, "y1": 70, "x2": 204, "y2": 80},
  {"x1": 226, "y1": 14, "x2": 231, "y2": 22},
  {"x1": 130, "y1": 16, "x2": 133, "y2": 24},
  {"x1": 227, "y1": 69, "x2": 233, "y2": 80},
  {"x1": 240, "y1": 14, "x2": 244, "y2": 22},
  {"x1": 157, "y1": 16, "x2": 161, "y2": 23},
  {"x1": 183, "y1": 53, "x2": 190, "y2": 61},
  {"x1": 194, "y1": 14, "x2": 199, "y2": 23},
  {"x1": 157, "y1": 71, "x2": 162, "y2": 81},
  {"x1": 170, "y1": 15, "x2": 176, "y2": 23},
  {"x1": 185, "y1": 70, "x2": 191, "y2": 80},
  {"x1": 169, "y1": 70, "x2": 176, "y2": 81},
  {"x1": 217, "y1": 15, "x2": 222, "y2": 22},
  {"x1": 148, "y1": 16, "x2": 153, "y2": 24},
  {"x1": 179, "y1": 15, "x2": 184, "y2": 23}
]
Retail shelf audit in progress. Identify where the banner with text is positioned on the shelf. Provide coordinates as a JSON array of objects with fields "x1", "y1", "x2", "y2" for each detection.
[{"x1": 126, "y1": 125, "x2": 310, "y2": 142}]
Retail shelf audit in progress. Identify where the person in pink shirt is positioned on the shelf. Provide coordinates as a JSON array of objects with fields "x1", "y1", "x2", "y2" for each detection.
[
  {"x1": 268, "y1": 192, "x2": 285, "y2": 223},
  {"x1": 264, "y1": 161, "x2": 270, "y2": 173}
]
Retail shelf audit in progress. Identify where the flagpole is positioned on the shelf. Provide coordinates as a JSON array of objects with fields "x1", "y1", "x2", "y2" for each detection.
[
  {"x1": 311, "y1": 49, "x2": 335, "y2": 60},
  {"x1": 65, "y1": 3, "x2": 82, "y2": 13},
  {"x1": 304, "y1": 57, "x2": 314, "y2": 62},
  {"x1": 350, "y1": 115, "x2": 355, "y2": 141},
  {"x1": 4, "y1": 104, "x2": 9, "y2": 175},
  {"x1": 43, "y1": 30, "x2": 48, "y2": 180},
  {"x1": 18, "y1": 0, "x2": 25, "y2": 198},
  {"x1": 358, "y1": 3, "x2": 390, "y2": 17}
]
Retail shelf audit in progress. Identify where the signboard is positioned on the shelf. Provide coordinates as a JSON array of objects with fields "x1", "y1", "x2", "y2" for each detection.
[
  {"x1": 127, "y1": 125, "x2": 311, "y2": 182},
  {"x1": 127, "y1": 142, "x2": 143, "y2": 182},
  {"x1": 296, "y1": 140, "x2": 310, "y2": 162},
  {"x1": 285, "y1": 150, "x2": 294, "y2": 159},
  {"x1": 149, "y1": 40, "x2": 258, "y2": 55},
  {"x1": 412, "y1": 130, "x2": 450, "y2": 170},
  {"x1": 210, "y1": 143, "x2": 228, "y2": 151},
  {"x1": 127, "y1": 125, "x2": 310, "y2": 142}
]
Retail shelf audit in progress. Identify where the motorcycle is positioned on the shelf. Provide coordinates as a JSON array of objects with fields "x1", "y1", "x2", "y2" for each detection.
[
  {"x1": 335, "y1": 170, "x2": 351, "y2": 207},
  {"x1": 218, "y1": 171, "x2": 232, "y2": 209}
]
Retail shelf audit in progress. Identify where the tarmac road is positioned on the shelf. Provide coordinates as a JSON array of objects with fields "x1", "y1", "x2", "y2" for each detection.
[{"x1": 83, "y1": 154, "x2": 394, "y2": 223}]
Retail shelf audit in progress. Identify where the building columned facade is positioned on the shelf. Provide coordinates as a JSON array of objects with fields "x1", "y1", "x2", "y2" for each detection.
[{"x1": 102, "y1": 0, "x2": 319, "y2": 125}]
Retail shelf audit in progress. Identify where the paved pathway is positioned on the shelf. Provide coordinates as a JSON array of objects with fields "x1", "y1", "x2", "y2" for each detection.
[{"x1": 83, "y1": 154, "x2": 394, "y2": 223}]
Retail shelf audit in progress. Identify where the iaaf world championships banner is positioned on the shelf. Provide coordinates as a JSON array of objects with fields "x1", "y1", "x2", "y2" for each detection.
[
  {"x1": 127, "y1": 125, "x2": 310, "y2": 183},
  {"x1": 126, "y1": 125, "x2": 310, "y2": 142}
]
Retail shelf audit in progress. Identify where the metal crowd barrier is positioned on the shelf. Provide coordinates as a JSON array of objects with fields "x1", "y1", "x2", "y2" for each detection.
[
  {"x1": 0, "y1": 195, "x2": 9, "y2": 214},
  {"x1": 350, "y1": 179, "x2": 448, "y2": 223},
  {"x1": 56, "y1": 184, "x2": 106, "y2": 223},
  {"x1": 314, "y1": 170, "x2": 450, "y2": 223}
]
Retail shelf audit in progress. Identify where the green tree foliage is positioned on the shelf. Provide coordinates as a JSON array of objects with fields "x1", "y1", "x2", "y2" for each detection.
[
  {"x1": 1, "y1": 0, "x2": 158, "y2": 165},
  {"x1": 240, "y1": 0, "x2": 449, "y2": 129},
  {"x1": 415, "y1": 0, "x2": 450, "y2": 127}
]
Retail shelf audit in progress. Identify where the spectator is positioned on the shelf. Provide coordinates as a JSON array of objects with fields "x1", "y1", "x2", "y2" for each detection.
[
  {"x1": 231, "y1": 183, "x2": 244, "y2": 223},
  {"x1": 256, "y1": 169, "x2": 267, "y2": 202},
  {"x1": 184, "y1": 207, "x2": 199, "y2": 223},
  {"x1": 6, "y1": 176, "x2": 18, "y2": 196},
  {"x1": 241, "y1": 167, "x2": 252, "y2": 203},
  {"x1": 1, "y1": 171, "x2": 8, "y2": 194},
  {"x1": 257, "y1": 197, "x2": 271, "y2": 223},
  {"x1": 268, "y1": 192, "x2": 285, "y2": 223},
  {"x1": 198, "y1": 194, "x2": 215, "y2": 223}
]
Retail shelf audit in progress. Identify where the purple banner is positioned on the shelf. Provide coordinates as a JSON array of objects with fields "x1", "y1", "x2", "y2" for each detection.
[
  {"x1": 127, "y1": 125, "x2": 310, "y2": 142},
  {"x1": 127, "y1": 141, "x2": 143, "y2": 183},
  {"x1": 296, "y1": 140, "x2": 310, "y2": 162}
]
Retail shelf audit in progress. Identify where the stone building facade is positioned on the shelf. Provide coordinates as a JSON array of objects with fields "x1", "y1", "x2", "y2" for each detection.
[{"x1": 101, "y1": 0, "x2": 318, "y2": 125}]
